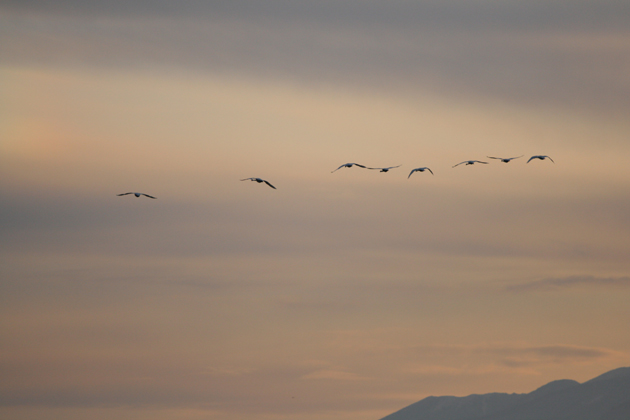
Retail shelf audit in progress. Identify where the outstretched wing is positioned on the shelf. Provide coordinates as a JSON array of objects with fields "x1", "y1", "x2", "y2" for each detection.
[
  {"x1": 264, "y1": 180, "x2": 277, "y2": 189},
  {"x1": 426, "y1": 168, "x2": 434, "y2": 175},
  {"x1": 408, "y1": 169, "x2": 417, "y2": 178},
  {"x1": 487, "y1": 156, "x2": 502, "y2": 160},
  {"x1": 354, "y1": 164, "x2": 367, "y2": 168},
  {"x1": 452, "y1": 161, "x2": 466, "y2": 168},
  {"x1": 369, "y1": 164, "x2": 400, "y2": 170},
  {"x1": 117, "y1": 192, "x2": 134, "y2": 196},
  {"x1": 509, "y1": 155, "x2": 524, "y2": 160},
  {"x1": 240, "y1": 178, "x2": 254, "y2": 181},
  {"x1": 546, "y1": 156, "x2": 555, "y2": 163},
  {"x1": 526, "y1": 156, "x2": 538, "y2": 163},
  {"x1": 142, "y1": 194, "x2": 157, "y2": 199}
]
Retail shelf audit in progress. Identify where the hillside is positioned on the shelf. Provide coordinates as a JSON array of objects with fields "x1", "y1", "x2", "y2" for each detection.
[{"x1": 380, "y1": 367, "x2": 630, "y2": 420}]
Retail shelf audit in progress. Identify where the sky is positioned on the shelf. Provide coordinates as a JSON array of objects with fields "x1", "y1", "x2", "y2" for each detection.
[{"x1": 1, "y1": 1, "x2": 630, "y2": 419}]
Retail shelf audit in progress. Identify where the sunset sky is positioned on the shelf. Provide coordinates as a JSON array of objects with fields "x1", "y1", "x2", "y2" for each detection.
[{"x1": 1, "y1": 1, "x2": 630, "y2": 419}]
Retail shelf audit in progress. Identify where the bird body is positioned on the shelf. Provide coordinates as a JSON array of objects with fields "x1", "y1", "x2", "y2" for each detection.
[
  {"x1": 452, "y1": 160, "x2": 488, "y2": 168},
  {"x1": 117, "y1": 192, "x2": 156, "y2": 199},
  {"x1": 488, "y1": 155, "x2": 523, "y2": 163},
  {"x1": 241, "y1": 178, "x2": 276, "y2": 189},
  {"x1": 527, "y1": 155, "x2": 554, "y2": 163},
  {"x1": 408, "y1": 167, "x2": 434, "y2": 178},
  {"x1": 331, "y1": 163, "x2": 367, "y2": 173}
]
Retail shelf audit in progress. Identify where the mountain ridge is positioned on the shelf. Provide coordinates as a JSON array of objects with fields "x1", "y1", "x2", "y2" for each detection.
[{"x1": 380, "y1": 367, "x2": 630, "y2": 420}]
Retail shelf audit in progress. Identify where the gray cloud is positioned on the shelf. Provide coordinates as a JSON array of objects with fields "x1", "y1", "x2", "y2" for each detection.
[
  {"x1": 3, "y1": 1, "x2": 629, "y2": 30},
  {"x1": 2, "y1": 183, "x2": 630, "y2": 265},
  {"x1": 2, "y1": 1, "x2": 630, "y2": 114},
  {"x1": 406, "y1": 343, "x2": 627, "y2": 372},
  {"x1": 412, "y1": 343, "x2": 619, "y2": 358},
  {"x1": 488, "y1": 345, "x2": 620, "y2": 367},
  {"x1": 507, "y1": 275, "x2": 630, "y2": 292}
]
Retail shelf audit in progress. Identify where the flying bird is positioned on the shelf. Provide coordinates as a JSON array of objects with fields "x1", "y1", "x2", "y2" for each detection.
[
  {"x1": 487, "y1": 155, "x2": 523, "y2": 163},
  {"x1": 452, "y1": 160, "x2": 488, "y2": 168},
  {"x1": 117, "y1": 192, "x2": 156, "y2": 199},
  {"x1": 527, "y1": 155, "x2": 555, "y2": 163},
  {"x1": 408, "y1": 167, "x2": 434, "y2": 178},
  {"x1": 331, "y1": 163, "x2": 367, "y2": 173},
  {"x1": 241, "y1": 177, "x2": 276, "y2": 189},
  {"x1": 368, "y1": 165, "x2": 402, "y2": 172}
]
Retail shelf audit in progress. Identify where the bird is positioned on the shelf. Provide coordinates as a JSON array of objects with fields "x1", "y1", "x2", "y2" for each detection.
[
  {"x1": 331, "y1": 163, "x2": 367, "y2": 173},
  {"x1": 240, "y1": 178, "x2": 276, "y2": 189},
  {"x1": 487, "y1": 155, "x2": 523, "y2": 163},
  {"x1": 527, "y1": 155, "x2": 554, "y2": 163},
  {"x1": 452, "y1": 160, "x2": 488, "y2": 168},
  {"x1": 117, "y1": 192, "x2": 156, "y2": 199},
  {"x1": 367, "y1": 165, "x2": 402, "y2": 172},
  {"x1": 408, "y1": 167, "x2": 434, "y2": 178}
]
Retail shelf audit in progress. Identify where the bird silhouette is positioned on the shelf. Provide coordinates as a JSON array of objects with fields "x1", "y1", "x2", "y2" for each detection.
[
  {"x1": 117, "y1": 192, "x2": 156, "y2": 199},
  {"x1": 331, "y1": 163, "x2": 367, "y2": 173},
  {"x1": 367, "y1": 165, "x2": 402, "y2": 172},
  {"x1": 527, "y1": 155, "x2": 555, "y2": 163},
  {"x1": 240, "y1": 178, "x2": 276, "y2": 189},
  {"x1": 408, "y1": 167, "x2": 434, "y2": 178},
  {"x1": 452, "y1": 160, "x2": 488, "y2": 168},
  {"x1": 487, "y1": 155, "x2": 523, "y2": 163}
]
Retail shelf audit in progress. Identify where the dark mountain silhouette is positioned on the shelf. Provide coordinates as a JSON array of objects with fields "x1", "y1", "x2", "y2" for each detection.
[{"x1": 380, "y1": 367, "x2": 630, "y2": 420}]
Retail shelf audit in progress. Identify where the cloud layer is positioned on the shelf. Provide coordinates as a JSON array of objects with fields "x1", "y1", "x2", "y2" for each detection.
[
  {"x1": 508, "y1": 275, "x2": 630, "y2": 292},
  {"x1": 3, "y1": 1, "x2": 630, "y2": 114}
]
